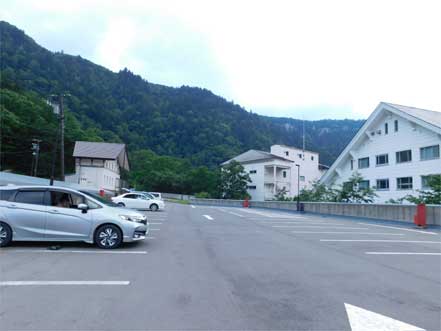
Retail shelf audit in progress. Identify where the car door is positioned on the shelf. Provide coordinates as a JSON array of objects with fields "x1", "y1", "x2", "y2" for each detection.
[
  {"x1": 134, "y1": 194, "x2": 149, "y2": 209},
  {"x1": 3, "y1": 189, "x2": 47, "y2": 240},
  {"x1": 121, "y1": 194, "x2": 138, "y2": 208},
  {"x1": 44, "y1": 190, "x2": 92, "y2": 241}
]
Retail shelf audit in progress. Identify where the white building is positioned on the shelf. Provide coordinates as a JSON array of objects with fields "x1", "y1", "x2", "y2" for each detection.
[
  {"x1": 222, "y1": 144, "x2": 324, "y2": 201},
  {"x1": 320, "y1": 102, "x2": 441, "y2": 203},
  {"x1": 65, "y1": 141, "x2": 130, "y2": 195}
]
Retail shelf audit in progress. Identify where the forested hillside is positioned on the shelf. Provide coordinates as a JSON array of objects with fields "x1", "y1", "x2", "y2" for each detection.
[{"x1": 0, "y1": 21, "x2": 363, "y2": 184}]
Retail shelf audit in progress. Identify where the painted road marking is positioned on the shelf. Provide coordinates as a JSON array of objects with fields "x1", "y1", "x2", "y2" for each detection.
[
  {"x1": 0, "y1": 281, "x2": 130, "y2": 286},
  {"x1": 149, "y1": 222, "x2": 163, "y2": 225},
  {"x1": 273, "y1": 226, "x2": 369, "y2": 230},
  {"x1": 321, "y1": 239, "x2": 441, "y2": 244},
  {"x1": 191, "y1": 205, "x2": 196, "y2": 208},
  {"x1": 150, "y1": 228, "x2": 161, "y2": 231},
  {"x1": 228, "y1": 211, "x2": 244, "y2": 217},
  {"x1": 291, "y1": 231, "x2": 405, "y2": 235},
  {"x1": 3, "y1": 250, "x2": 148, "y2": 254},
  {"x1": 359, "y1": 223, "x2": 439, "y2": 235},
  {"x1": 366, "y1": 252, "x2": 441, "y2": 255},
  {"x1": 345, "y1": 303, "x2": 425, "y2": 331},
  {"x1": 203, "y1": 215, "x2": 214, "y2": 220},
  {"x1": 146, "y1": 236, "x2": 156, "y2": 239}
]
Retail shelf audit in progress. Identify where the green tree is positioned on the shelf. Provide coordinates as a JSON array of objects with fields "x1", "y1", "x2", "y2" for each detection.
[
  {"x1": 337, "y1": 172, "x2": 377, "y2": 203},
  {"x1": 220, "y1": 161, "x2": 251, "y2": 199},
  {"x1": 404, "y1": 175, "x2": 441, "y2": 205},
  {"x1": 297, "y1": 181, "x2": 338, "y2": 202}
]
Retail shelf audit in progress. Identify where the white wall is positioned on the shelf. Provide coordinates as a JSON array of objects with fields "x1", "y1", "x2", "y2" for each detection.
[
  {"x1": 328, "y1": 112, "x2": 441, "y2": 202},
  {"x1": 270, "y1": 145, "x2": 322, "y2": 191},
  {"x1": 72, "y1": 158, "x2": 121, "y2": 193}
]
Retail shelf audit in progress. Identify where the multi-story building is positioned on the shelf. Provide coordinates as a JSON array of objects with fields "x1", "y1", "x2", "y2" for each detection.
[
  {"x1": 320, "y1": 102, "x2": 441, "y2": 202},
  {"x1": 65, "y1": 141, "x2": 129, "y2": 195},
  {"x1": 222, "y1": 145, "x2": 324, "y2": 201}
]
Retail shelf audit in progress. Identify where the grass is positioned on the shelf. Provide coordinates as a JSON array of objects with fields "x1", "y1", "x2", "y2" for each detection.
[{"x1": 165, "y1": 198, "x2": 190, "y2": 205}]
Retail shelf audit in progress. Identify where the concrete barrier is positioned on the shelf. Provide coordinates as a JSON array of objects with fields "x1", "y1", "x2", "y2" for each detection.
[
  {"x1": 162, "y1": 193, "x2": 194, "y2": 200},
  {"x1": 189, "y1": 197, "x2": 441, "y2": 225}
]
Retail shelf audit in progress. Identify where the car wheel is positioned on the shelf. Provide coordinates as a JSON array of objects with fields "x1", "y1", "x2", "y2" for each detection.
[
  {"x1": 94, "y1": 224, "x2": 122, "y2": 249},
  {"x1": 150, "y1": 204, "x2": 159, "y2": 212},
  {"x1": 0, "y1": 222, "x2": 13, "y2": 247},
  {"x1": 117, "y1": 202, "x2": 125, "y2": 207}
]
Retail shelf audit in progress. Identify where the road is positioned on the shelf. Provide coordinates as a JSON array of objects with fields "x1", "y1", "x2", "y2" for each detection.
[{"x1": 1, "y1": 203, "x2": 440, "y2": 330}]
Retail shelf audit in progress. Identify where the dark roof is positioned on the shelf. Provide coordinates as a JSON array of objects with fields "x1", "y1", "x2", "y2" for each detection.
[
  {"x1": 221, "y1": 149, "x2": 292, "y2": 165},
  {"x1": 73, "y1": 141, "x2": 125, "y2": 159}
]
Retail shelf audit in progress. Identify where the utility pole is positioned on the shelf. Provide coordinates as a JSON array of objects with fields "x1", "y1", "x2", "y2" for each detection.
[
  {"x1": 295, "y1": 164, "x2": 300, "y2": 211},
  {"x1": 59, "y1": 95, "x2": 65, "y2": 181},
  {"x1": 31, "y1": 139, "x2": 42, "y2": 177},
  {"x1": 48, "y1": 93, "x2": 69, "y2": 184}
]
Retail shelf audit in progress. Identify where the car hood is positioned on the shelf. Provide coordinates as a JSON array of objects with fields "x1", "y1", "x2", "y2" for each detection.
[{"x1": 107, "y1": 206, "x2": 146, "y2": 218}]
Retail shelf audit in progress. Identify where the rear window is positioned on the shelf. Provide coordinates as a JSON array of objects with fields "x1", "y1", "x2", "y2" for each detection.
[
  {"x1": 0, "y1": 189, "x2": 17, "y2": 201},
  {"x1": 14, "y1": 191, "x2": 45, "y2": 205}
]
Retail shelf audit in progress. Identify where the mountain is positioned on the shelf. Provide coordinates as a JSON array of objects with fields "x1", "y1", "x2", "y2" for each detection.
[{"x1": 0, "y1": 21, "x2": 364, "y2": 168}]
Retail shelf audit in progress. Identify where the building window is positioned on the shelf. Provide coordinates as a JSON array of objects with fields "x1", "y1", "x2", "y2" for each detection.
[
  {"x1": 300, "y1": 176, "x2": 305, "y2": 182},
  {"x1": 396, "y1": 150, "x2": 412, "y2": 163},
  {"x1": 350, "y1": 159, "x2": 354, "y2": 170},
  {"x1": 376, "y1": 154, "x2": 389, "y2": 166},
  {"x1": 298, "y1": 153, "x2": 303, "y2": 158},
  {"x1": 285, "y1": 151, "x2": 289, "y2": 156},
  {"x1": 358, "y1": 180, "x2": 370, "y2": 190},
  {"x1": 283, "y1": 171, "x2": 287, "y2": 178},
  {"x1": 247, "y1": 185, "x2": 257, "y2": 190},
  {"x1": 311, "y1": 156, "x2": 314, "y2": 161},
  {"x1": 420, "y1": 145, "x2": 440, "y2": 161},
  {"x1": 421, "y1": 175, "x2": 439, "y2": 189},
  {"x1": 394, "y1": 120, "x2": 398, "y2": 132},
  {"x1": 376, "y1": 179, "x2": 389, "y2": 190},
  {"x1": 358, "y1": 157, "x2": 370, "y2": 169},
  {"x1": 397, "y1": 177, "x2": 413, "y2": 190},
  {"x1": 384, "y1": 123, "x2": 388, "y2": 134},
  {"x1": 249, "y1": 170, "x2": 257, "y2": 174}
]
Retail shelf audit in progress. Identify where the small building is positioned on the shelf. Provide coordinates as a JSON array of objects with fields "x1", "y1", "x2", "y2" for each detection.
[
  {"x1": 65, "y1": 141, "x2": 129, "y2": 195},
  {"x1": 320, "y1": 102, "x2": 441, "y2": 203},
  {"x1": 222, "y1": 144, "x2": 323, "y2": 201}
]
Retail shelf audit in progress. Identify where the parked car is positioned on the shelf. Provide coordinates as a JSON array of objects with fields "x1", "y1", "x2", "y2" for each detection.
[
  {"x1": 111, "y1": 193, "x2": 165, "y2": 211},
  {"x1": 0, "y1": 186, "x2": 149, "y2": 249},
  {"x1": 149, "y1": 192, "x2": 162, "y2": 200}
]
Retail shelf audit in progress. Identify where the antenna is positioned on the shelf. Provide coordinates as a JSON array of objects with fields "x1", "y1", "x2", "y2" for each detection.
[{"x1": 302, "y1": 119, "x2": 305, "y2": 160}]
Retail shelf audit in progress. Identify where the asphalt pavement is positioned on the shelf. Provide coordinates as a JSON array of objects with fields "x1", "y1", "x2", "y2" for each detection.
[{"x1": 0, "y1": 203, "x2": 440, "y2": 330}]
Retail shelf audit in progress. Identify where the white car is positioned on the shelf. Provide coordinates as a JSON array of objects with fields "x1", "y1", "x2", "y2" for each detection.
[
  {"x1": 111, "y1": 193, "x2": 164, "y2": 211},
  {"x1": 149, "y1": 192, "x2": 162, "y2": 200}
]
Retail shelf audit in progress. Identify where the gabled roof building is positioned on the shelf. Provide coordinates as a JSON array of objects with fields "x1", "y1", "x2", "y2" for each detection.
[{"x1": 320, "y1": 102, "x2": 441, "y2": 203}]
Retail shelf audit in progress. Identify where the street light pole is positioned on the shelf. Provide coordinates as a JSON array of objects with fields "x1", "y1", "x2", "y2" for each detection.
[
  {"x1": 59, "y1": 95, "x2": 65, "y2": 181},
  {"x1": 295, "y1": 164, "x2": 300, "y2": 211}
]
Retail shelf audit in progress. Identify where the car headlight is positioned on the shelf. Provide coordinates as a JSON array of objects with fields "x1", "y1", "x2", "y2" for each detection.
[{"x1": 119, "y1": 215, "x2": 146, "y2": 223}]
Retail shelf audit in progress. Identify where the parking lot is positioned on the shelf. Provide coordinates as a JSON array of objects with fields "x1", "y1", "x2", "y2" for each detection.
[{"x1": 1, "y1": 203, "x2": 440, "y2": 330}]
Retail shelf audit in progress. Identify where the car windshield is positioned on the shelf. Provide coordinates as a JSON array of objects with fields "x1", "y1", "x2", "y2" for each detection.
[{"x1": 80, "y1": 191, "x2": 119, "y2": 207}]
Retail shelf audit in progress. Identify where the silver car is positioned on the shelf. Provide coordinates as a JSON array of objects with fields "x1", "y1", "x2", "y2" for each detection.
[{"x1": 0, "y1": 186, "x2": 149, "y2": 249}]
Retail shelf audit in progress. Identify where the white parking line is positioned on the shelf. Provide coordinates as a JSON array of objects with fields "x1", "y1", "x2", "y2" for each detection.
[
  {"x1": 150, "y1": 228, "x2": 161, "y2": 231},
  {"x1": 366, "y1": 252, "x2": 441, "y2": 256},
  {"x1": 262, "y1": 222, "x2": 344, "y2": 225},
  {"x1": 203, "y1": 215, "x2": 214, "y2": 220},
  {"x1": 228, "y1": 211, "x2": 244, "y2": 217},
  {"x1": 273, "y1": 226, "x2": 369, "y2": 230},
  {"x1": 149, "y1": 222, "x2": 163, "y2": 225},
  {"x1": 0, "y1": 281, "x2": 130, "y2": 286},
  {"x1": 191, "y1": 205, "x2": 196, "y2": 208},
  {"x1": 291, "y1": 231, "x2": 405, "y2": 235},
  {"x1": 358, "y1": 223, "x2": 439, "y2": 235},
  {"x1": 321, "y1": 239, "x2": 441, "y2": 244},
  {"x1": 4, "y1": 250, "x2": 148, "y2": 254}
]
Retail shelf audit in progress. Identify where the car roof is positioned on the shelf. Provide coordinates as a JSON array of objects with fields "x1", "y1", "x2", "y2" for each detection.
[{"x1": 0, "y1": 185, "x2": 79, "y2": 193}]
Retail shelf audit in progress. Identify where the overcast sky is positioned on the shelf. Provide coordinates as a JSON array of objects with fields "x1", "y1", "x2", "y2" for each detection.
[{"x1": 1, "y1": 0, "x2": 440, "y2": 120}]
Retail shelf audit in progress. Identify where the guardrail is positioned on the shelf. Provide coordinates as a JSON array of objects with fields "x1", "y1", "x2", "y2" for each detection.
[{"x1": 190, "y1": 198, "x2": 441, "y2": 225}]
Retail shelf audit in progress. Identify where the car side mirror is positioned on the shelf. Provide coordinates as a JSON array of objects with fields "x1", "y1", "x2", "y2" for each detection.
[{"x1": 78, "y1": 203, "x2": 89, "y2": 213}]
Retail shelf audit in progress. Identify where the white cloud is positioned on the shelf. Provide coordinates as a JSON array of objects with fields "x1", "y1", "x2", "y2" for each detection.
[{"x1": 1, "y1": 0, "x2": 440, "y2": 119}]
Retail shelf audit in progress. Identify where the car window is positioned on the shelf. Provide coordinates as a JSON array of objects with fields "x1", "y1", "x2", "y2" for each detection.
[
  {"x1": 0, "y1": 189, "x2": 17, "y2": 201},
  {"x1": 124, "y1": 194, "x2": 137, "y2": 199},
  {"x1": 15, "y1": 190, "x2": 45, "y2": 205},
  {"x1": 50, "y1": 191, "x2": 85, "y2": 209},
  {"x1": 85, "y1": 198, "x2": 100, "y2": 209}
]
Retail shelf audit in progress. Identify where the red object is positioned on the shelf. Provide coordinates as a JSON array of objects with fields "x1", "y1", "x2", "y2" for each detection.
[
  {"x1": 99, "y1": 189, "x2": 105, "y2": 197},
  {"x1": 413, "y1": 203, "x2": 427, "y2": 228},
  {"x1": 243, "y1": 198, "x2": 249, "y2": 208}
]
